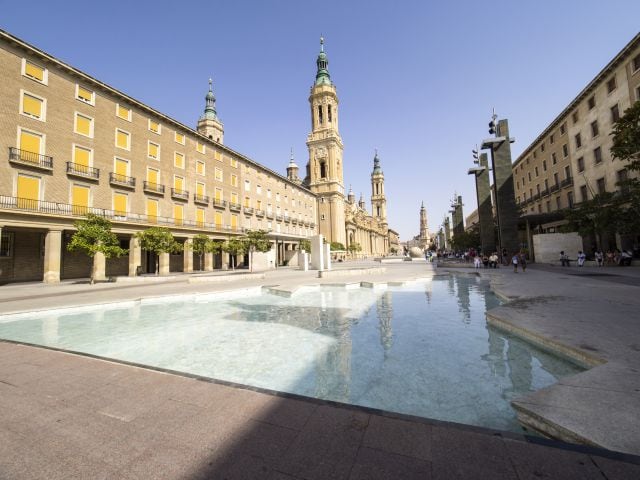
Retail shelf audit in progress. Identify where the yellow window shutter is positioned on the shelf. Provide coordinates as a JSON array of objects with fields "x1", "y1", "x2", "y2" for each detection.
[
  {"x1": 114, "y1": 193, "x2": 127, "y2": 215},
  {"x1": 76, "y1": 115, "x2": 91, "y2": 135},
  {"x1": 196, "y1": 208, "x2": 205, "y2": 225},
  {"x1": 215, "y1": 212, "x2": 222, "y2": 226},
  {"x1": 78, "y1": 86, "x2": 93, "y2": 102},
  {"x1": 23, "y1": 94, "x2": 42, "y2": 118},
  {"x1": 196, "y1": 183, "x2": 204, "y2": 196},
  {"x1": 215, "y1": 189, "x2": 222, "y2": 201},
  {"x1": 174, "y1": 177, "x2": 183, "y2": 190},
  {"x1": 174, "y1": 205, "x2": 183, "y2": 225},
  {"x1": 72, "y1": 185, "x2": 89, "y2": 214},
  {"x1": 115, "y1": 159, "x2": 128, "y2": 176},
  {"x1": 20, "y1": 131, "x2": 41, "y2": 154},
  {"x1": 148, "y1": 143, "x2": 158, "y2": 158},
  {"x1": 74, "y1": 146, "x2": 90, "y2": 167},
  {"x1": 25, "y1": 62, "x2": 44, "y2": 81},
  {"x1": 117, "y1": 105, "x2": 129, "y2": 119},
  {"x1": 147, "y1": 199, "x2": 158, "y2": 223},
  {"x1": 17, "y1": 175, "x2": 39, "y2": 200},
  {"x1": 231, "y1": 215, "x2": 238, "y2": 228},
  {"x1": 147, "y1": 169, "x2": 158, "y2": 184},
  {"x1": 116, "y1": 130, "x2": 128, "y2": 148}
]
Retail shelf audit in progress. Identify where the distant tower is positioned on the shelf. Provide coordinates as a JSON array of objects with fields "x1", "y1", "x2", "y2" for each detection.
[
  {"x1": 347, "y1": 185, "x2": 355, "y2": 203},
  {"x1": 370, "y1": 150, "x2": 387, "y2": 226},
  {"x1": 358, "y1": 193, "x2": 366, "y2": 210},
  {"x1": 419, "y1": 201, "x2": 429, "y2": 241},
  {"x1": 197, "y1": 78, "x2": 224, "y2": 144},
  {"x1": 286, "y1": 148, "x2": 300, "y2": 183},
  {"x1": 305, "y1": 37, "x2": 346, "y2": 245}
]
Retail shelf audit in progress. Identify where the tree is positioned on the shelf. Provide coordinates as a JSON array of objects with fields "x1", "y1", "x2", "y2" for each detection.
[
  {"x1": 66, "y1": 214, "x2": 127, "y2": 284},
  {"x1": 244, "y1": 230, "x2": 272, "y2": 272},
  {"x1": 330, "y1": 241, "x2": 345, "y2": 251},
  {"x1": 136, "y1": 227, "x2": 182, "y2": 275},
  {"x1": 191, "y1": 234, "x2": 210, "y2": 271},
  {"x1": 347, "y1": 242, "x2": 362, "y2": 256},
  {"x1": 223, "y1": 237, "x2": 247, "y2": 270},
  {"x1": 450, "y1": 226, "x2": 481, "y2": 252},
  {"x1": 299, "y1": 239, "x2": 311, "y2": 253}
]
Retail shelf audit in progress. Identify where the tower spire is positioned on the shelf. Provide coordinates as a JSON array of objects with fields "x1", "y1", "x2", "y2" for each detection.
[
  {"x1": 197, "y1": 77, "x2": 224, "y2": 143},
  {"x1": 201, "y1": 77, "x2": 218, "y2": 121},
  {"x1": 315, "y1": 36, "x2": 331, "y2": 86}
]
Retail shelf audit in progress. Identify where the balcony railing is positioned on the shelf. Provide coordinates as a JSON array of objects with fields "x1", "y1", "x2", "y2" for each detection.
[
  {"x1": 0, "y1": 195, "x2": 248, "y2": 234},
  {"x1": 540, "y1": 188, "x2": 550, "y2": 197},
  {"x1": 171, "y1": 188, "x2": 189, "y2": 201},
  {"x1": 143, "y1": 181, "x2": 165, "y2": 195},
  {"x1": 213, "y1": 198, "x2": 227, "y2": 208},
  {"x1": 309, "y1": 222, "x2": 316, "y2": 229},
  {"x1": 9, "y1": 147, "x2": 53, "y2": 170},
  {"x1": 283, "y1": 215, "x2": 291, "y2": 223},
  {"x1": 109, "y1": 172, "x2": 136, "y2": 189},
  {"x1": 560, "y1": 177, "x2": 574, "y2": 188},
  {"x1": 291, "y1": 218, "x2": 298, "y2": 225},
  {"x1": 229, "y1": 202, "x2": 241, "y2": 211},
  {"x1": 244, "y1": 206, "x2": 254, "y2": 215},
  {"x1": 194, "y1": 194, "x2": 210, "y2": 205},
  {"x1": 255, "y1": 209, "x2": 265, "y2": 217},
  {"x1": 66, "y1": 162, "x2": 100, "y2": 180},
  {"x1": 266, "y1": 211, "x2": 274, "y2": 219},
  {"x1": 550, "y1": 184, "x2": 560, "y2": 193},
  {"x1": 275, "y1": 214, "x2": 283, "y2": 221}
]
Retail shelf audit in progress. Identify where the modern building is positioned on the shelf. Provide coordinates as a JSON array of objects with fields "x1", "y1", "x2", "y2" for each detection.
[
  {"x1": 0, "y1": 31, "x2": 393, "y2": 283},
  {"x1": 512, "y1": 32, "x2": 640, "y2": 249}
]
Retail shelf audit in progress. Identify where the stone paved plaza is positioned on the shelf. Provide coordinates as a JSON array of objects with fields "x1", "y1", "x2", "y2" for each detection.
[{"x1": 1, "y1": 261, "x2": 640, "y2": 479}]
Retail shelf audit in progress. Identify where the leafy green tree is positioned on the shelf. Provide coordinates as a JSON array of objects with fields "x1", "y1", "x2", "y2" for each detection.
[
  {"x1": 347, "y1": 242, "x2": 362, "y2": 256},
  {"x1": 223, "y1": 237, "x2": 247, "y2": 270},
  {"x1": 136, "y1": 227, "x2": 182, "y2": 275},
  {"x1": 244, "y1": 230, "x2": 272, "y2": 272},
  {"x1": 67, "y1": 214, "x2": 127, "y2": 284},
  {"x1": 330, "y1": 241, "x2": 345, "y2": 251},
  {"x1": 299, "y1": 239, "x2": 311, "y2": 253},
  {"x1": 451, "y1": 226, "x2": 481, "y2": 251},
  {"x1": 562, "y1": 191, "x2": 620, "y2": 249},
  {"x1": 191, "y1": 234, "x2": 210, "y2": 271}
]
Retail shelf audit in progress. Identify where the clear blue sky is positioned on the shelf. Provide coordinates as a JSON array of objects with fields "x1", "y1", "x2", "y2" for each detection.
[{"x1": 2, "y1": 0, "x2": 639, "y2": 241}]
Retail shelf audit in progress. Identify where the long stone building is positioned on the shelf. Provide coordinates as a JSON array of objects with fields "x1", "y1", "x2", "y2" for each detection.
[
  {"x1": 512, "y1": 32, "x2": 640, "y2": 250},
  {"x1": 0, "y1": 31, "x2": 394, "y2": 283}
]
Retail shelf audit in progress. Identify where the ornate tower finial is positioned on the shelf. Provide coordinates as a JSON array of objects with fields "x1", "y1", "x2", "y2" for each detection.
[
  {"x1": 197, "y1": 77, "x2": 224, "y2": 144},
  {"x1": 315, "y1": 36, "x2": 331, "y2": 86},
  {"x1": 201, "y1": 77, "x2": 218, "y2": 120},
  {"x1": 320, "y1": 35, "x2": 324, "y2": 52}
]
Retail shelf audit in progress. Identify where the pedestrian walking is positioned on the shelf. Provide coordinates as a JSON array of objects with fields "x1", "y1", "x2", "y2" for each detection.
[
  {"x1": 577, "y1": 251, "x2": 586, "y2": 267},
  {"x1": 560, "y1": 251, "x2": 570, "y2": 267},
  {"x1": 512, "y1": 253, "x2": 519, "y2": 272},
  {"x1": 519, "y1": 252, "x2": 527, "y2": 272},
  {"x1": 595, "y1": 250, "x2": 603, "y2": 267}
]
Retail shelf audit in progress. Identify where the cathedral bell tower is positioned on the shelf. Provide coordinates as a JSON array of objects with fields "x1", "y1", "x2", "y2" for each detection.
[
  {"x1": 370, "y1": 150, "x2": 387, "y2": 227},
  {"x1": 419, "y1": 201, "x2": 429, "y2": 243},
  {"x1": 197, "y1": 78, "x2": 224, "y2": 144},
  {"x1": 305, "y1": 37, "x2": 346, "y2": 245}
]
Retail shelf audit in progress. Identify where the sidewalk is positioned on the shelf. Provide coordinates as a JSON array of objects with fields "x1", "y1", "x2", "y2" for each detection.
[{"x1": 1, "y1": 262, "x2": 640, "y2": 479}]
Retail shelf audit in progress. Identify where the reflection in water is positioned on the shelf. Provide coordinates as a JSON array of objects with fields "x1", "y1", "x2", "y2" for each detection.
[{"x1": 0, "y1": 276, "x2": 583, "y2": 433}]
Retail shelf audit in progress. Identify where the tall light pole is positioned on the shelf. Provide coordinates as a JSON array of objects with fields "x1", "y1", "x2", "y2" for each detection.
[{"x1": 468, "y1": 147, "x2": 496, "y2": 254}]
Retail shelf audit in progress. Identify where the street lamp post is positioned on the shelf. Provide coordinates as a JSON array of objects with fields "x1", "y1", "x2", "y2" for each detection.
[{"x1": 468, "y1": 147, "x2": 496, "y2": 255}]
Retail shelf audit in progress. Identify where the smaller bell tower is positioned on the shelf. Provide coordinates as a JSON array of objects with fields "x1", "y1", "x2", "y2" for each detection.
[
  {"x1": 370, "y1": 150, "x2": 387, "y2": 226},
  {"x1": 197, "y1": 78, "x2": 224, "y2": 144}
]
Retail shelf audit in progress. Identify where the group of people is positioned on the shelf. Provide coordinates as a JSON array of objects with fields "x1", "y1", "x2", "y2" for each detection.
[
  {"x1": 560, "y1": 249, "x2": 634, "y2": 267},
  {"x1": 473, "y1": 251, "x2": 517, "y2": 270}
]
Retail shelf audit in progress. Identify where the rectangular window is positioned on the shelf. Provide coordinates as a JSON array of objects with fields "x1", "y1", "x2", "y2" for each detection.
[
  {"x1": 567, "y1": 192, "x2": 574, "y2": 208},
  {"x1": 22, "y1": 59, "x2": 47, "y2": 84},
  {"x1": 215, "y1": 188, "x2": 223, "y2": 201},
  {"x1": 215, "y1": 167, "x2": 223, "y2": 182},
  {"x1": 116, "y1": 104, "x2": 131, "y2": 121},
  {"x1": 606, "y1": 76, "x2": 617, "y2": 94},
  {"x1": 564, "y1": 166, "x2": 571, "y2": 180},
  {"x1": 580, "y1": 185, "x2": 588, "y2": 202},
  {"x1": 214, "y1": 150, "x2": 222, "y2": 162},
  {"x1": 577, "y1": 157, "x2": 584, "y2": 172},
  {"x1": 74, "y1": 112, "x2": 94, "y2": 137},
  {"x1": 633, "y1": 53, "x2": 640, "y2": 72},
  {"x1": 572, "y1": 111, "x2": 579, "y2": 124},
  {"x1": 19, "y1": 129, "x2": 43, "y2": 155},
  {"x1": 196, "y1": 160, "x2": 205, "y2": 175},
  {"x1": 244, "y1": 196, "x2": 251, "y2": 207},
  {"x1": 0, "y1": 232, "x2": 14, "y2": 257},
  {"x1": 174, "y1": 152, "x2": 185, "y2": 169},
  {"x1": 560, "y1": 123, "x2": 566, "y2": 135},
  {"x1": 575, "y1": 133, "x2": 582, "y2": 149},
  {"x1": 196, "y1": 142, "x2": 205, "y2": 154},
  {"x1": 196, "y1": 182, "x2": 205, "y2": 196},
  {"x1": 148, "y1": 141, "x2": 160, "y2": 160},
  {"x1": 245, "y1": 180, "x2": 251, "y2": 191},
  {"x1": 562, "y1": 144, "x2": 568, "y2": 158},
  {"x1": 231, "y1": 214, "x2": 238, "y2": 230},
  {"x1": 528, "y1": 172, "x2": 531, "y2": 181},
  {"x1": 535, "y1": 166, "x2": 539, "y2": 177},
  {"x1": 76, "y1": 85, "x2": 95, "y2": 105},
  {"x1": 113, "y1": 192, "x2": 127, "y2": 216},
  {"x1": 72, "y1": 185, "x2": 90, "y2": 215},
  {"x1": 73, "y1": 145, "x2": 92, "y2": 169},
  {"x1": 542, "y1": 160, "x2": 547, "y2": 172},
  {"x1": 554, "y1": 173, "x2": 559, "y2": 186},
  {"x1": 596, "y1": 177, "x2": 606, "y2": 194},
  {"x1": 21, "y1": 91, "x2": 45, "y2": 120},
  {"x1": 17, "y1": 174, "x2": 40, "y2": 206},
  {"x1": 231, "y1": 192, "x2": 238, "y2": 204},
  {"x1": 591, "y1": 120, "x2": 599, "y2": 138},
  {"x1": 114, "y1": 157, "x2": 129, "y2": 178},
  {"x1": 230, "y1": 158, "x2": 238, "y2": 168},
  {"x1": 175, "y1": 132, "x2": 185, "y2": 144},
  {"x1": 214, "y1": 212, "x2": 223, "y2": 227},
  {"x1": 149, "y1": 119, "x2": 161, "y2": 134},
  {"x1": 587, "y1": 95, "x2": 596, "y2": 110},
  {"x1": 174, "y1": 175, "x2": 184, "y2": 191},
  {"x1": 147, "y1": 167, "x2": 159, "y2": 185},
  {"x1": 594, "y1": 146, "x2": 602, "y2": 164},
  {"x1": 256, "y1": 199, "x2": 262, "y2": 210},
  {"x1": 196, "y1": 207, "x2": 205, "y2": 227},
  {"x1": 115, "y1": 129, "x2": 130, "y2": 150},
  {"x1": 231, "y1": 174, "x2": 238, "y2": 187},
  {"x1": 556, "y1": 196, "x2": 561, "y2": 210},
  {"x1": 256, "y1": 185, "x2": 262, "y2": 195},
  {"x1": 173, "y1": 204, "x2": 183, "y2": 226},
  {"x1": 540, "y1": 143, "x2": 545, "y2": 152},
  {"x1": 549, "y1": 134, "x2": 555, "y2": 144},
  {"x1": 618, "y1": 169, "x2": 629, "y2": 194},
  {"x1": 147, "y1": 199, "x2": 158, "y2": 223},
  {"x1": 267, "y1": 188, "x2": 272, "y2": 198},
  {"x1": 551, "y1": 152, "x2": 557, "y2": 165},
  {"x1": 611, "y1": 104, "x2": 620, "y2": 123}
]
